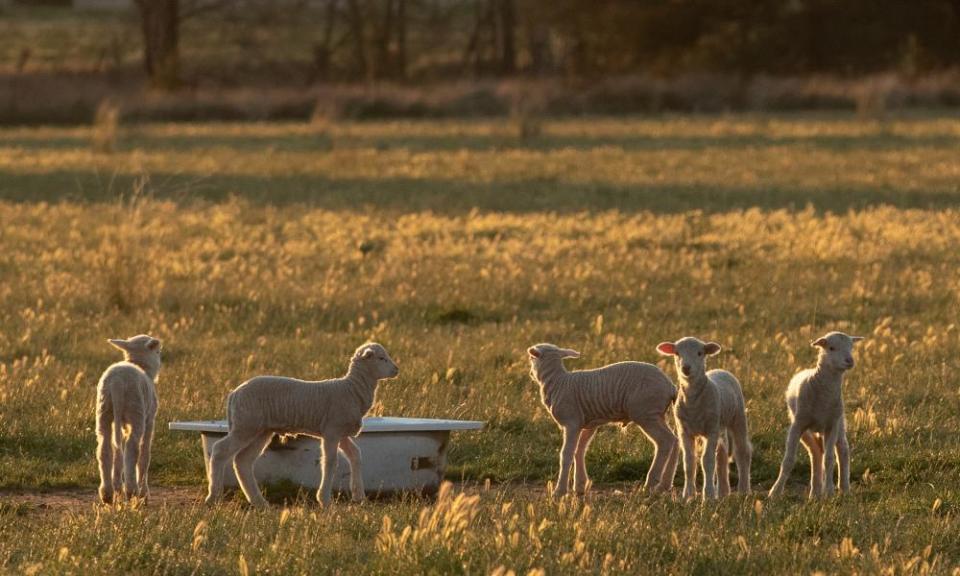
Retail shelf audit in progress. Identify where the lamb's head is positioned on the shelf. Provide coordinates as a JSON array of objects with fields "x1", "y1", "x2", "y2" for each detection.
[
  {"x1": 527, "y1": 343, "x2": 579, "y2": 382},
  {"x1": 353, "y1": 342, "x2": 399, "y2": 380},
  {"x1": 656, "y1": 336, "x2": 721, "y2": 381},
  {"x1": 108, "y1": 334, "x2": 161, "y2": 369},
  {"x1": 811, "y1": 331, "x2": 863, "y2": 372}
]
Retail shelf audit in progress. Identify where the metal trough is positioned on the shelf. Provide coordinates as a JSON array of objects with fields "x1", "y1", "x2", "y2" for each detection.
[{"x1": 168, "y1": 417, "x2": 484, "y2": 496}]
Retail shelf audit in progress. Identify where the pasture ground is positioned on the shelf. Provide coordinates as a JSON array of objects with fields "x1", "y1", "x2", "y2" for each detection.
[{"x1": 1, "y1": 114, "x2": 959, "y2": 574}]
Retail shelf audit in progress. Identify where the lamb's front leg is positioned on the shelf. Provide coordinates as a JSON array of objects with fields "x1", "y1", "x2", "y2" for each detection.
[
  {"x1": 701, "y1": 433, "x2": 719, "y2": 501},
  {"x1": 573, "y1": 428, "x2": 596, "y2": 496},
  {"x1": 680, "y1": 430, "x2": 697, "y2": 501},
  {"x1": 554, "y1": 425, "x2": 579, "y2": 499},
  {"x1": 821, "y1": 424, "x2": 841, "y2": 497},
  {"x1": 339, "y1": 437, "x2": 365, "y2": 502},
  {"x1": 317, "y1": 436, "x2": 340, "y2": 508}
]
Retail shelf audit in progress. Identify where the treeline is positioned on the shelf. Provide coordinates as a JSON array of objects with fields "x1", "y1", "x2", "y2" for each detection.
[{"x1": 128, "y1": 0, "x2": 960, "y2": 88}]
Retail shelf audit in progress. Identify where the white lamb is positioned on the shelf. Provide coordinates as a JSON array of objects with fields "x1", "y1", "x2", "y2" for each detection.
[
  {"x1": 768, "y1": 331, "x2": 864, "y2": 498},
  {"x1": 656, "y1": 337, "x2": 752, "y2": 501},
  {"x1": 205, "y1": 342, "x2": 399, "y2": 508},
  {"x1": 527, "y1": 343, "x2": 679, "y2": 498},
  {"x1": 96, "y1": 334, "x2": 161, "y2": 504}
]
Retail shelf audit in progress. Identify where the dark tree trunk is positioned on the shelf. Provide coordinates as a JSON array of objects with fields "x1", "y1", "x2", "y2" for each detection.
[
  {"x1": 346, "y1": 0, "x2": 369, "y2": 80},
  {"x1": 497, "y1": 0, "x2": 516, "y2": 74},
  {"x1": 135, "y1": 0, "x2": 180, "y2": 89},
  {"x1": 396, "y1": 0, "x2": 407, "y2": 79}
]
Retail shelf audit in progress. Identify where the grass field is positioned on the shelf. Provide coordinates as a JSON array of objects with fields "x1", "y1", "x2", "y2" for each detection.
[{"x1": 1, "y1": 114, "x2": 959, "y2": 574}]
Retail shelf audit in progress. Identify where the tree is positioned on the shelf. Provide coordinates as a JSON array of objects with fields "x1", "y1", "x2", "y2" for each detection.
[{"x1": 135, "y1": 0, "x2": 180, "y2": 89}]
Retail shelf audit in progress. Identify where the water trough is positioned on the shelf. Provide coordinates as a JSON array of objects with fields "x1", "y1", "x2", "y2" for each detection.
[{"x1": 168, "y1": 417, "x2": 484, "y2": 496}]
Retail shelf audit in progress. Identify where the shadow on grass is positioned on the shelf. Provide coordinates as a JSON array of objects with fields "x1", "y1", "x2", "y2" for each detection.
[{"x1": 3, "y1": 171, "x2": 960, "y2": 214}]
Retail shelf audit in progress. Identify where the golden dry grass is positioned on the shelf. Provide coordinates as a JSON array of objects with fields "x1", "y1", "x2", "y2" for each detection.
[{"x1": 1, "y1": 115, "x2": 959, "y2": 574}]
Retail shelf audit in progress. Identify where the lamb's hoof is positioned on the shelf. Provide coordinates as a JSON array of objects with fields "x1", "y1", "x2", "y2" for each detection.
[
  {"x1": 98, "y1": 487, "x2": 114, "y2": 505},
  {"x1": 551, "y1": 490, "x2": 567, "y2": 501},
  {"x1": 203, "y1": 495, "x2": 219, "y2": 506}
]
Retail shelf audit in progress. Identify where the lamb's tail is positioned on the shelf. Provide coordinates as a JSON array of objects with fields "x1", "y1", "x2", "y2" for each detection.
[
  {"x1": 110, "y1": 389, "x2": 125, "y2": 451},
  {"x1": 226, "y1": 391, "x2": 236, "y2": 432}
]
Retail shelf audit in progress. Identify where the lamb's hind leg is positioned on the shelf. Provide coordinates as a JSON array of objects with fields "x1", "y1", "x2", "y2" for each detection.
[
  {"x1": 206, "y1": 431, "x2": 257, "y2": 505},
  {"x1": 96, "y1": 400, "x2": 114, "y2": 504},
  {"x1": 731, "y1": 417, "x2": 752, "y2": 494},
  {"x1": 136, "y1": 414, "x2": 155, "y2": 501},
  {"x1": 716, "y1": 438, "x2": 730, "y2": 498},
  {"x1": 637, "y1": 416, "x2": 678, "y2": 494},
  {"x1": 122, "y1": 419, "x2": 144, "y2": 501},
  {"x1": 573, "y1": 428, "x2": 597, "y2": 496},
  {"x1": 837, "y1": 426, "x2": 851, "y2": 494},
  {"x1": 317, "y1": 435, "x2": 341, "y2": 508},
  {"x1": 234, "y1": 432, "x2": 273, "y2": 508},
  {"x1": 339, "y1": 437, "x2": 365, "y2": 502}
]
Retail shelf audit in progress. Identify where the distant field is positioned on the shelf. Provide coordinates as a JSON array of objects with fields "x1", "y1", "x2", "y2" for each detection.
[{"x1": 1, "y1": 114, "x2": 959, "y2": 574}]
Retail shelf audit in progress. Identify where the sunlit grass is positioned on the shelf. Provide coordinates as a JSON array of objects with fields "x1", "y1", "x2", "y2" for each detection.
[{"x1": 1, "y1": 115, "x2": 959, "y2": 573}]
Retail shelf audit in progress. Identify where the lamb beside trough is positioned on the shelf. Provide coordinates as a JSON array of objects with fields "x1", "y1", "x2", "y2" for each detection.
[
  {"x1": 768, "y1": 331, "x2": 864, "y2": 498},
  {"x1": 96, "y1": 335, "x2": 161, "y2": 504},
  {"x1": 205, "y1": 342, "x2": 399, "y2": 508},
  {"x1": 527, "y1": 343, "x2": 679, "y2": 498},
  {"x1": 657, "y1": 337, "x2": 751, "y2": 501}
]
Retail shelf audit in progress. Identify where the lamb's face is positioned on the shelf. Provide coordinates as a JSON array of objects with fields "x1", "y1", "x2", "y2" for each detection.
[
  {"x1": 527, "y1": 343, "x2": 580, "y2": 380},
  {"x1": 108, "y1": 334, "x2": 161, "y2": 363},
  {"x1": 656, "y1": 337, "x2": 720, "y2": 380},
  {"x1": 812, "y1": 331, "x2": 863, "y2": 372},
  {"x1": 356, "y1": 343, "x2": 399, "y2": 379}
]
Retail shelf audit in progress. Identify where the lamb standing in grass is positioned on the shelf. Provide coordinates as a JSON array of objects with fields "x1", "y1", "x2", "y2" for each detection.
[
  {"x1": 527, "y1": 343, "x2": 679, "y2": 498},
  {"x1": 656, "y1": 337, "x2": 751, "y2": 501},
  {"x1": 768, "y1": 331, "x2": 864, "y2": 498},
  {"x1": 205, "y1": 342, "x2": 399, "y2": 508},
  {"x1": 96, "y1": 335, "x2": 161, "y2": 504}
]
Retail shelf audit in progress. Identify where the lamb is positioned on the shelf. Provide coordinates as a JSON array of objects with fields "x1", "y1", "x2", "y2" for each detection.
[
  {"x1": 205, "y1": 342, "x2": 399, "y2": 508},
  {"x1": 527, "y1": 343, "x2": 679, "y2": 498},
  {"x1": 656, "y1": 337, "x2": 751, "y2": 501},
  {"x1": 768, "y1": 331, "x2": 864, "y2": 499},
  {"x1": 96, "y1": 335, "x2": 161, "y2": 504}
]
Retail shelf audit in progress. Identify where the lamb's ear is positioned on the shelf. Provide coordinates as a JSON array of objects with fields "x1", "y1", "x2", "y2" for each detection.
[
  {"x1": 559, "y1": 348, "x2": 580, "y2": 359},
  {"x1": 811, "y1": 337, "x2": 828, "y2": 348},
  {"x1": 360, "y1": 348, "x2": 375, "y2": 359},
  {"x1": 656, "y1": 342, "x2": 676, "y2": 356},
  {"x1": 850, "y1": 336, "x2": 864, "y2": 343},
  {"x1": 147, "y1": 338, "x2": 161, "y2": 351},
  {"x1": 527, "y1": 347, "x2": 541, "y2": 359},
  {"x1": 108, "y1": 339, "x2": 129, "y2": 352},
  {"x1": 704, "y1": 342, "x2": 722, "y2": 356}
]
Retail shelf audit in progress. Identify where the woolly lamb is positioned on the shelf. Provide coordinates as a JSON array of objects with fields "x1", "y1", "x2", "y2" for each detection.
[
  {"x1": 657, "y1": 337, "x2": 751, "y2": 501},
  {"x1": 527, "y1": 343, "x2": 679, "y2": 498},
  {"x1": 205, "y1": 342, "x2": 399, "y2": 508},
  {"x1": 768, "y1": 331, "x2": 864, "y2": 498},
  {"x1": 96, "y1": 335, "x2": 161, "y2": 504}
]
